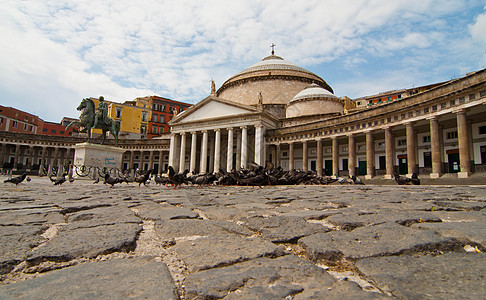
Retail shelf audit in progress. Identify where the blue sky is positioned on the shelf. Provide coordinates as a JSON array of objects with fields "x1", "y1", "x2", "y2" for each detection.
[{"x1": 1, "y1": 0, "x2": 485, "y2": 122}]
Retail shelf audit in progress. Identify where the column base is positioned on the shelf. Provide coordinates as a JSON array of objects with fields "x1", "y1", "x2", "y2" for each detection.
[
  {"x1": 457, "y1": 171, "x2": 470, "y2": 178},
  {"x1": 429, "y1": 173, "x2": 441, "y2": 179},
  {"x1": 384, "y1": 174, "x2": 393, "y2": 179},
  {"x1": 365, "y1": 175, "x2": 373, "y2": 180}
]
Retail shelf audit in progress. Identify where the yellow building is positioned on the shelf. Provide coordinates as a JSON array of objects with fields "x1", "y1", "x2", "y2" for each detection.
[{"x1": 90, "y1": 97, "x2": 151, "y2": 139}]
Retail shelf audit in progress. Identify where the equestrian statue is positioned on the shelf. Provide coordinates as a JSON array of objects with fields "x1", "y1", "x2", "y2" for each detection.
[{"x1": 66, "y1": 96, "x2": 120, "y2": 146}]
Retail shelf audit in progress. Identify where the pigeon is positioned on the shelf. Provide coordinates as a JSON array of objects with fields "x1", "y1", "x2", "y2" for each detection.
[
  {"x1": 135, "y1": 169, "x2": 152, "y2": 187},
  {"x1": 154, "y1": 174, "x2": 169, "y2": 185},
  {"x1": 410, "y1": 173, "x2": 420, "y2": 185},
  {"x1": 104, "y1": 173, "x2": 123, "y2": 188},
  {"x1": 167, "y1": 166, "x2": 189, "y2": 188},
  {"x1": 53, "y1": 175, "x2": 67, "y2": 186},
  {"x1": 350, "y1": 175, "x2": 365, "y2": 185},
  {"x1": 394, "y1": 174, "x2": 411, "y2": 185},
  {"x1": 67, "y1": 165, "x2": 75, "y2": 183},
  {"x1": 4, "y1": 173, "x2": 27, "y2": 186}
]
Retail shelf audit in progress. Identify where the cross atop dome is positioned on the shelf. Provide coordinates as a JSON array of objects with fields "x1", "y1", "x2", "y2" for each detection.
[{"x1": 270, "y1": 43, "x2": 276, "y2": 55}]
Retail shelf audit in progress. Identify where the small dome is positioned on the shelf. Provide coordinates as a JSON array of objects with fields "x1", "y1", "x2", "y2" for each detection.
[
  {"x1": 289, "y1": 83, "x2": 337, "y2": 104},
  {"x1": 286, "y1": 83, "x2": 343, "y2": 118}
]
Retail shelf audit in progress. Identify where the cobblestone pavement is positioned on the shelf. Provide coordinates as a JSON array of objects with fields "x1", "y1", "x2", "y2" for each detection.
[{"x1": 0, "y1": 176, "x2": 485, "y2": 299}]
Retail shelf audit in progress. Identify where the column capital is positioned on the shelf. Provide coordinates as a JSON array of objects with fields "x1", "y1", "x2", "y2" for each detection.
[
  {"x1": 226, "y1": 127, "x2": 234, "y2": 131},
  {"x1": 254, "y1": 123, "x2": 263, "y2": 128},
  {"x1": 214, "y1": 128, "x2": 221, "y2": 132},
  {"x1": 240, "y1": 125, "x2": 248, "y2": 130},
  {"x1": 453, "y1": 108, "x2": 466, "y2": 114},
  {"x1": 180, "y1": 132, "x2": 186, "y2": 136}
]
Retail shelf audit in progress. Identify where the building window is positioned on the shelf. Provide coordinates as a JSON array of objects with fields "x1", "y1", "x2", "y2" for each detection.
[
  {"x1": 60, "y1": 130, "x2": 64, "y2": 134},
  {"x1": 424, "y1": 152, "x2": 432, "y2": 168},
  {"x1": 23, "y1": 123, "x2": 28, "y2": 130},
  {"x1": 394, "y1": 116, "x2": 399, "y2": 121},
  {"x1": 424, "y1": 107, "x2": 429, "y2": 113},
  {"x1": 51, "y1": 129, "x2": 56, "y2": 133},
  {"x1": 480, "y1": 90, "x2": 486, "y2": 97},
  {"x1": 152, "y1": 126, "x2": 158, "y2": 134},
  {"x1": 160, "y1": 105, "x2": 165, "y2": 112},
  {"x1": 116, "y1": 107, "x2": 122, "y2": 118},
  {"x1": 43, "y1": 128, "x2": 48, "y2": 132},
  {"x1": 459, "y1": 97, "x2": 465, "y2": 104},
  {"x1": 469, "y1": 94, "x2": 476, "y2": 101},
  {"x1": 12, "y1": 120, "x2": 18, "y2": 128},
  {"x1": 153, "y1": 104, "x2": 158, "y2": 111},
  {"x1": 423, "y1": 135, "x2": 431, "y2": 143},
  {"x1": 141, "y1": 112, "x2": 147, "y2": 122},
  {"x1": 358, "y1": 144, "x2": 366, "y2": 151},
  {"x1": 408, "y1": 111, "x2": 413, "y2": 117},
  {"x1": 450, "y1": 100, "x2": 456, "y2": 106},
  {"x1": 478, "y1": 126, "x2": 486, "y2": 135},
  {"x1": 447, "y1": 131, "x2": 458, "y2": 140},
  {"x1": 432, "y1": 105, "x2": 437, "y2": 111},
  {"x1": 441, "y1": 102, "x2": 446, "y2": 109},
  {"x1": 282, "y1": 151, "x2": 288, "y2": 157},
  {"x1": 152, "y1": 114, "x2": 158, "y2": 122},
  {"x1": 159, "y1": 126, "x2": 165, "y2": 133},
  {"x1": 398, "y1": 139, "x2": 407, "y2": 146},
  {"x1": 416, "y1": 109, "x2": 421, "y2": 116}
]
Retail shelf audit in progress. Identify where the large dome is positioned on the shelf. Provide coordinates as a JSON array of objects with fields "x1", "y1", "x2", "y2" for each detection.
[
  {"x1": 286, "y1": 83, "x2": 343, "y2": 118},
  {"x1": 216, "y1": 54, "x2": 333, "y2": 107}
]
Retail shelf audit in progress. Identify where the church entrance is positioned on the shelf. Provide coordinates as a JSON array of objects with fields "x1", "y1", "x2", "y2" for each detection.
[
  {"x1": 398, "y1": 155, "x2": 407, "y2": 175},
  {"x1": 447, "y1": 149, "x2": 460, "y2": 173}
]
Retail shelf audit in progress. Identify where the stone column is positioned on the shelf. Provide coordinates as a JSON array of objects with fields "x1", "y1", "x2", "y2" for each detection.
[
  {"x1": 12, "y1": 144, "x2": 20, "y2": 171},
  {"x1": 429, "y1": 117, "x2": 442, "y2": 178},
  {"x1": 149, "y1": 150, "x2": 155, "y2": 171},
  {"x1": 51, "y1": 146, "x2": 60, "y2": 167},
  {"x1": 456, "y1": 109, "x2": 471, "y2": 178},
  {"x1": 241, "y1": 126, "x2": 248, "y2": 169},
  {"x1": 214, "y1": 129, "x2": 221, "y2": 172},
  {"x1": 139, "y1": 151, "x2": 144, "y2": 171},
  {"x1": 254, "y1": 124, "x2": 263, "y2": 166},
  {"x1": 332, "y1": 137, "x2": 339, "y2": 177},
  {"x1": 26, "y1": 145, "x2": 34, "y2": 171},
  {"x1": 385, "y1": 127, "x2": 394, "y2": 179},
  {"x1": 0, "y1": 143, "x2": 6, "y2": 166},
  {"x1": 179, "y1": 133, "x2": 186, "y2": 171},
  {"x1": 168, "y1": 134, "x2": 176, "y2": 169},
  {"x1": 158, "y1": 150, "x2": 164, "y2": 174},
  {"x1": 302, "y1": 141, "x2": 308, "y2": 171},
  {"x1": 190, "y1": 132, "x2": 197, "y2": 173},
  {"x1": 200, "y1": 130, "x2": 208, "y2": 173},
  {"x1": 289, "y1": 142, "x2": 294, "y2": 170},
  {"x1": 226, "y1": 128, "x2": 234, "y2": 172},
  {"x1": 348, "y1": 134, "x2": 356, "y2": 177},
  {"x1": 365, "y1": 131, "x2": 374, "y2": 179},
  {"x1": 38, "y1": 146, "x2": 47, "y2": 176},
  {"x1": 65, "y1": 148, "x2": 73, "y2": 166},
  {"x1": 276, "y1": 143, "x2": 281, "y2": 168},
  {"x1": 406, "y1": 122, "x2": 417, "y2": 175},
  {"x1": 236, "y1": 129, "x2": 242, "y2": 170},
  {"x1": 129, "y1": 150, "x2": 135, "y2": 170},
  {"x1": 316, "y1": 139, "x2": 323, "y2": 176}
]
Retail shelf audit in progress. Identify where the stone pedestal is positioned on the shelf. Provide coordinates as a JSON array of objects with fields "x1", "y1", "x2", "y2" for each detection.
[{"x1": 73, "y1": 143, "x2": 125, "y2": 179}]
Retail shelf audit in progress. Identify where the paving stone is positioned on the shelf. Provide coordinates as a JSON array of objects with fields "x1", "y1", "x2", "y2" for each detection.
[
  {"x1": 0, "y1": 209, "x2": 64, "y2": 226},
  {"x1": 172, "y1": 234, "x2": 284, "y2": 272},
  {"x1": 184, "y1": 255, "x2": 387, "y2": 299},
  {"x1": 412, "y1": 221, "x2": 486, "y2": 248},
  {"x1": 356, "y1": 253, "x2": 486, "y2": 299},
  {"x1": 66, "y1": 205, "x2": 141, "y2": 228},
  {"x1": 299, "y1": 222, "x2": 461, "y2": 261},
  {"x1": 0, "y1": 257, "x2": 179, "y2": 299},
  {"x1": 243, "y1": 215, "x2": 330, "y2": 243},
  {"x1": 0, "y1": 225, "x2": 47, "y2": 274},
  {"x1": 154, "y1": 219, "x2": 253, "y2": 243},
  {"x1": 134, "y1": 203, "x2": 200, "y2": 220},
  {"x1": 27, "y1": 223, "x2": 142, "y2": 264}
]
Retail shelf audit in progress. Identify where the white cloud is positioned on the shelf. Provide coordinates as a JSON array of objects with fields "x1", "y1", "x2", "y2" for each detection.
[{"x1": 0, "y1": 0, "x2": 485, "y2": 121}]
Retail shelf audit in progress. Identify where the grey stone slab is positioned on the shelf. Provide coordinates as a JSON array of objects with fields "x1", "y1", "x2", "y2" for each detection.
[
  {"x1": 243, "y1": 216, "x2": 330, "y2": 243},
  {"x1": 356, "y1": 253, "x2": 486, "y2": 299},
  {"x1": 172, "y1": 234, "x2": 284, "y2": 272},
  {"x1": 325, "y1": 209, "x2": 442, "y2": 230},
  {"x1": 0, "y1": 209, "x2": 64, "y2": 225},
  {"x1": 184, "y1": 255, "x2": 387, "y2": 299},
  {"x1": 154, "y1": 219, "x2": 253, "y2": 243},
  {"x1": 0, "y1": 257, "x2": 179, "y2": 299},
  {"x1": 279, "y1": 209, "x2": 337, "y2": 220},
  {"x1": 412, "y1": 221, "x2": 486, "y2": 248},
  {"x1": 299, "y1": 222, "x2": 461, "y2": 261},
  {"x1": 66, "y1": 205, "x2": 141, "y2": 228},
  {"x1": 135, "y1": 203, "x2": 200, "y2": 220},
  {"x1": 0, "y1": 225, "x2": 47, "y2": 274},
  {"x1": 27, "y1": 223, "x2": 142, "y2": 264}
]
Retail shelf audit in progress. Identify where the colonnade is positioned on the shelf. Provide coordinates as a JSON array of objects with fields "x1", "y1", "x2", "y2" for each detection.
[
  {"x1": 169, "y1": 124, "x2": 265, "y2": 173},
  {"x1": 269, "y1": 108, "x2": 473, "y2": 178}
]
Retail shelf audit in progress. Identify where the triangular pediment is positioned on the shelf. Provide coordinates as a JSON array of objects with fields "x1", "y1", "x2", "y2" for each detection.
[{"x1": 171, "y1": 96, "x2": 258, "y2": 124}]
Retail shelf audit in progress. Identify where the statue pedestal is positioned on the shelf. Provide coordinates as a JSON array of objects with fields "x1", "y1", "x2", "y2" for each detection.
[{"x1": 73, "y1": 143, "x2": 125, "y2": 179}]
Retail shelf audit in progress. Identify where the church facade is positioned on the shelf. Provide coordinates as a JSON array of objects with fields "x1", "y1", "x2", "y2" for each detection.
[{"x1": 168, "y1": 53, "x2": 486, "y2": 179}]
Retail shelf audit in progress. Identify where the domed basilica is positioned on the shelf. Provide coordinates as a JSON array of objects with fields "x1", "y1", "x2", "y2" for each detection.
[{"x1": 168, "y1": 50, "x2": 486, "y2": 179}]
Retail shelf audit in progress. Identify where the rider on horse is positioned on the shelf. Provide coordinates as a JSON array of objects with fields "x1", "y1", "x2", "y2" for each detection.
[{"x1": 93, "y1": 96, "x2": 110, "y2": 128}]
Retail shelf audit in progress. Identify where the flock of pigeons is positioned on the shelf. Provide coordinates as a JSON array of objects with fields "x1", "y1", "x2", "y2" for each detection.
[{"x1": 3, "y1": 162, "x2": 420, "y2": 188}]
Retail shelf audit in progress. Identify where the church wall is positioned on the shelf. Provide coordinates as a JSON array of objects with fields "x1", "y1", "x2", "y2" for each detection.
[{"x1": 218, "y1": 79, "x2": 309, "y2": 106}]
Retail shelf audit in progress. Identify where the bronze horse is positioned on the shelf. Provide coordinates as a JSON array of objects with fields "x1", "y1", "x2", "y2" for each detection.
[{"x1": 66, "y1": 98, "x2": 120, "y2": 146}]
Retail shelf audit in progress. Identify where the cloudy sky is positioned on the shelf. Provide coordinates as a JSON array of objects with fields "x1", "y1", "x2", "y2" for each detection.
[{"x1": 1, "y1": 0, "x2": 485, "y2": 122}]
